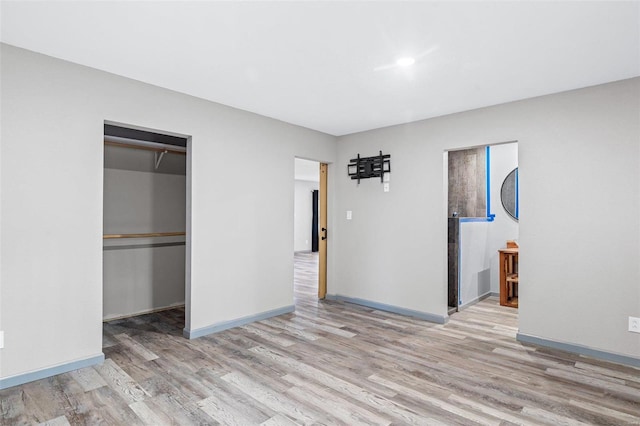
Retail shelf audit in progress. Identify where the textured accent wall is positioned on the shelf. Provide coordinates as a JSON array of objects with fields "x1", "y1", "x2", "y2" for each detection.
[{"x1": 448, "y1": 147, "x2": 486, "y2": 217}]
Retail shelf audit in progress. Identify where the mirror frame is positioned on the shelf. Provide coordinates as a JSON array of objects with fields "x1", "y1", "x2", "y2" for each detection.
[{"x1": 501, "y1": 167, "x2": 519, "y2": 221}]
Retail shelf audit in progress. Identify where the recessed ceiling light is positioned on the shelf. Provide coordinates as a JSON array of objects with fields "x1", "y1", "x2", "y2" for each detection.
[{"x1": 396, "y1": 57, "x2": 415, "y2": 67}]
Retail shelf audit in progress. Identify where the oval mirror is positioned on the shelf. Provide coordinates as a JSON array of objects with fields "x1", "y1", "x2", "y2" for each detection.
[{"x1": 501, "y1": 168, "x2": 519, "y2": 220}]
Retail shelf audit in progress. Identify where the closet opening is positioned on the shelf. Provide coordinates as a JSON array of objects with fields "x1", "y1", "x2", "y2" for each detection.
[{"x1": 102, "y1": 123, "x2": 189, "y2": 340}]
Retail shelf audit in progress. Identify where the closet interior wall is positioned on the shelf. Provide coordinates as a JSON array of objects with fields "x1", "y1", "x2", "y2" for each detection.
[{"x1": 103, "y1": 138, "x2": 187, "y2": 321}]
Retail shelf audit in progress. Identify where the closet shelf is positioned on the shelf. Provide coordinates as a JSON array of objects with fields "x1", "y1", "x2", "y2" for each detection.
[{"x1": 103, "y1": 232, "x2": 186, "y2": 239}]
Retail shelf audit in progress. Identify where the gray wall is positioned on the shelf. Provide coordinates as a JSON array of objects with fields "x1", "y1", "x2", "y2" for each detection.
[
  {"x1": 103, "y1": 241, "x2": 185, "y2": 320},
  {"x1": 103, "y1": 168, "x2": 186, "y2": 320},
  {"x1": 0, "y1": 44, "x2": 337, "y2": 380},
  {"x1": 333, "y1": 78, "x2": 640, "y2": 359}
]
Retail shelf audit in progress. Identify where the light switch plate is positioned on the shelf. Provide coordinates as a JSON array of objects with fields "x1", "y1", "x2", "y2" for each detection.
[
  {"x1": 383, "y1": 183, "x2": 390, "y2": 192},
  {"x1": 383, "y1": 173, "x2": 391, "y2": 182},
  {"x1": 346, "y1": 210, "x2": 352, "y2": 220},
  {"x1": 0, "y1": 331, "x2": 4, "y2": 349}
]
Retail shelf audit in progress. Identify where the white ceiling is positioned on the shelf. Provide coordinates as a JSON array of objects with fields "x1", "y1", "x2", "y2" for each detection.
[{"x1": 1, "y1": 1, "x2": 639, "y2": 136}]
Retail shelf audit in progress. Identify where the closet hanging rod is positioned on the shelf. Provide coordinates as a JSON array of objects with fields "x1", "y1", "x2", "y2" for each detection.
[
  {"x1": 103, "y1": 232, "x2": 186, "y2": 239},
  {"x1": 104, "y1": 136, "x2": 186, "y2": 155}
]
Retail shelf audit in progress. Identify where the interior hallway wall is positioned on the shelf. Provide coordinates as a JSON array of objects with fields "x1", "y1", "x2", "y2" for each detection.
[
  {"x1": 333, "y1": 78, "x2": 640, "y2": 360},
  {"x1": 294, "y1": 180, "x2": 319, "y2": 252}
]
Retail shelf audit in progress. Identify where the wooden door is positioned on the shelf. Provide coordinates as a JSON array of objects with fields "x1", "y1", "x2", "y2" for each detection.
[{"x1": 318, "y1": 163, "x2": 328, "y2": 299}]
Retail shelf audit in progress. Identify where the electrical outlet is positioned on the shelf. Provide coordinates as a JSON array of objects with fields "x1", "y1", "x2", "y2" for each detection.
[
  {"x1": 629, "y1": 317, "x2": 640, "y2": 333},
  {"x1": 0, "y1": 331, "x2": 4, "y2": 349}
]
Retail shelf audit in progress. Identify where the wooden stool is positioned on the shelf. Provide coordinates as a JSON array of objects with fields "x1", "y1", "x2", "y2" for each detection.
[
  {"x1": 506, "y1": 273, "x2": 518, "y2": 300},
  {"x1": 499, "y1": 246, "x2": 519, "y2": 308}
]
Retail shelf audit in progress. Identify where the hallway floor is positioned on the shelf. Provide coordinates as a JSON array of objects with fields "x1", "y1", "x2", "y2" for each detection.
[{"x1": 294, "y1": 251, "x2": 319, "y2": 307}]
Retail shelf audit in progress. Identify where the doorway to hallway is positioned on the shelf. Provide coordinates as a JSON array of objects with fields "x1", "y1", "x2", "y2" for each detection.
[{"x1": 293, "y1": 158, "x2": 328, "y2": 302}]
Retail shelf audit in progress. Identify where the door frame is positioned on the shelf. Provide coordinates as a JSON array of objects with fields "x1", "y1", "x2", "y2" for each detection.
[{"x1": 318, "y1": 162, "x2": 328, "y2": 299}]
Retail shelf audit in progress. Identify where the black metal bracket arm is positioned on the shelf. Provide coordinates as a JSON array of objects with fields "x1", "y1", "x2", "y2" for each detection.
[{"x1": 347, "y1": 151, "x2": 391, "y2": 183}]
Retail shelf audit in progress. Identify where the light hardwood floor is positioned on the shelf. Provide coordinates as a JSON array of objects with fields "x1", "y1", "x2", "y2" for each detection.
[{"x1": 1, "y1": 252, "x2": 639, "y2": 425}]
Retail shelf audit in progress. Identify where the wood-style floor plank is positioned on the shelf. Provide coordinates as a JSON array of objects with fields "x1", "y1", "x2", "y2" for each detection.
[{"x1": 1, "y1": 251, "x2": 639, "y2": 425}]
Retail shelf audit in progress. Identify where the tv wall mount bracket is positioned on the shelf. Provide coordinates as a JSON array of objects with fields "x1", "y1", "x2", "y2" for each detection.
[{"x1": 348, "y1": 151, "x2": 391, "y2": 183}]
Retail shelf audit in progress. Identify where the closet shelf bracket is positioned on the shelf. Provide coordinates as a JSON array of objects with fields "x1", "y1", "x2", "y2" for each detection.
[{"x1": 154, "y1": 150, "x2": 168, "y2": 169}]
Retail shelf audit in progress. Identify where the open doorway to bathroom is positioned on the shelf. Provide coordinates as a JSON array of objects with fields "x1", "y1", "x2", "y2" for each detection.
[{"x1": 446, "y1": 142, "x2": 519, "y2": 315}]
